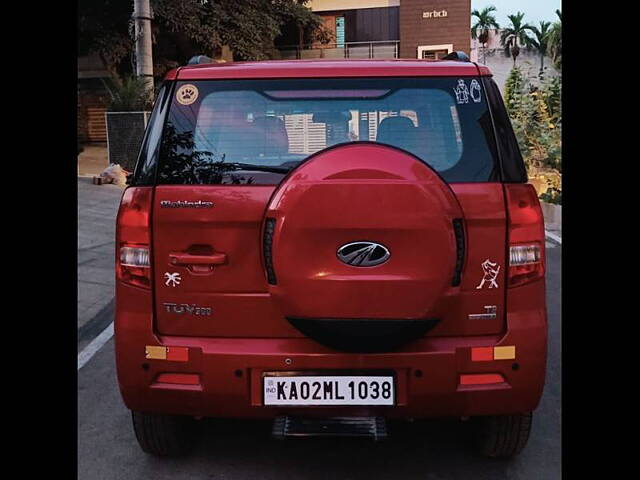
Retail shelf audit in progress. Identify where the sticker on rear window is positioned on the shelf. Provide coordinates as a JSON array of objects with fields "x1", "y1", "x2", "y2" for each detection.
[
  {"x1": 470, "y1": 79, "x2": 482, "y2": 103},
  {"x1": 453, "y1": 79, "x2": 470, "y2": 104},
  {"x1": 176, "y1": 84, "x2": 199, "y2": 105}
]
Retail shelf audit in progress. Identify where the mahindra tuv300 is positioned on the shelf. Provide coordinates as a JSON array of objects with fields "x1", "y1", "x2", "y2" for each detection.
[{"x1": 115, "y1": 57, "x2": 547, "y2": 458}]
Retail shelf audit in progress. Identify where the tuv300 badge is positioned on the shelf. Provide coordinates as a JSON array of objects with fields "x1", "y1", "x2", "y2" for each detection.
[{"x1": 176, "y1": 84, "x2": 199, "y2": 105}]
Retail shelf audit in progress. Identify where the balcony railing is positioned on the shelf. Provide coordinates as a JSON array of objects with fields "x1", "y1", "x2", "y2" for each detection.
[{"x1": 278, "y1": 41, "x2": 399, "y2": 60}]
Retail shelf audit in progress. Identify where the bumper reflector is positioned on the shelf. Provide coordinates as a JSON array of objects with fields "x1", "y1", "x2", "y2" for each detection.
[
  {"x1": 493, "y1": 345, "x2": 516, "y2": 360},
  {"x1": 145, "y1": 346, "x2": 189, "y2": 362},
  {"x1": 471, "y1": 346, "x2": 493, "y2": 361},
  {"x1": 167, "y1": 347, "x2": 189, "y2": 361},
  {"x1": 145, "y1": 346, "x2": 166, "y2": 360},
  {"x1": 460, "y1": 373, "x2": 505, "y2": 385},
  {"x1": 471, "y1": 345, "x2": 516, "y2": 361},
  {"x1": 155, "y1": 373, "x2": 200, "y2": 385}
]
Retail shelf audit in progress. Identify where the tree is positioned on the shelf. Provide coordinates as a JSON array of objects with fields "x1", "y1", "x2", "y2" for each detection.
[
  {"x1": 471, "y1": 6, "x2": 500, "y2": 65},
  {"x1": 503, "y1": 66, "x2": 524, "y2": 115},
  {"x1": 505, "y1": 68, "x2": 562, "y2": 183},
  {"x1": 107, "y1": 76, "x2": 154, "y2": 112},
  {"x1": 528, "y1": 21, "x2": 552, "y2": 76},
  {"x1": 547, "y1": 9, "x2": 562, "y2": 70},
  {"x1": 78, "y1": 0, "x2": 134, "y2": 79},
  {"x1": 500, "y1": 12, "x2": 533, "y2": 66},
  {"x1": 78, "y1": 0, "x2": 331, "y2": 80}
]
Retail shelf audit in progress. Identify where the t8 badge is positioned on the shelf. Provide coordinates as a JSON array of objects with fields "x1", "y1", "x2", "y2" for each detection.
[{"x1": 468, "y1": 305, "x2": 497, "y2": 320}]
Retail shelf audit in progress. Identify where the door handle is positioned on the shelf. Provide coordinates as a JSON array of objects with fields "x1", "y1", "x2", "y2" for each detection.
[{"x1": 169, "y1": 252, "x2": 227, "y2": 266}]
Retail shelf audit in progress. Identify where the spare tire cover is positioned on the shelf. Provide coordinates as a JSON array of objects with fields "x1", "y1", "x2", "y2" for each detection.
[{"x1": 264, "y1": 143, "x2": 464, "y2": 351}]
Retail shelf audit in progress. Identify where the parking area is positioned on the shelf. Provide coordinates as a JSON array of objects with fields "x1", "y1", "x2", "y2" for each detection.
[{"x1": 77, "y1": 178, "x2": 123, "y2": 336}]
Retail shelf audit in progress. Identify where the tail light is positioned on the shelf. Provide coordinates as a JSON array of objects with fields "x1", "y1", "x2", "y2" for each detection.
[
  {"x1": 116, "y1": 187, "x2": 153, "y2": 289},
  {"x1": 505, "y1": 184, "x2": 545, "y2": 287}
]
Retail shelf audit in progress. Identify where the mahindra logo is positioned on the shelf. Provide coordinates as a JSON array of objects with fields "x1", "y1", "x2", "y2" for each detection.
[{"x1": 336, "y1": 242, "x2": 391, "y2": 267}]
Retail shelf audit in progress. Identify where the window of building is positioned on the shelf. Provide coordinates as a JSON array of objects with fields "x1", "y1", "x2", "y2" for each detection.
[{"x1": 417, "y1": 44, "x2": 453, "y2": 60}]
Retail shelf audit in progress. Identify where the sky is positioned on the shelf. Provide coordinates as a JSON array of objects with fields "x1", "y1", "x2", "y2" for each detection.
[{"x1": 471, "y1": 0, "x2": 561, "y2": 28}]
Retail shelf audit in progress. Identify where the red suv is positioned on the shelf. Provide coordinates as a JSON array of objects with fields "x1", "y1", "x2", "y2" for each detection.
[{"x1": 115, "y1": 57, "x2": 546, "y2": 458}]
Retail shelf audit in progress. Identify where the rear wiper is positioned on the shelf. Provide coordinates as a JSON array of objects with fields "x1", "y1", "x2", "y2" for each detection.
[{"x1": 229, "y1": 162, "x2": 292, "y2": 174}]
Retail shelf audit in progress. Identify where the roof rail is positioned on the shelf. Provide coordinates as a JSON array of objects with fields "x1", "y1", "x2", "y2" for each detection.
[
  {"x1": 441, "y1": 51, "x2": 470, "y2": 62},
  {"x1": 187, "y1": 55, "x2": 214, "y2": 65}
]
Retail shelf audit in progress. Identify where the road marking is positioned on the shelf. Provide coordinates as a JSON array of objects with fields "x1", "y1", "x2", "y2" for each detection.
[
  {"x1": 545, "y1": 230, "x2": 562, "y2": 245},
  {"x1": 78, "y1": 322, "x2": 114, "y2": 370}
]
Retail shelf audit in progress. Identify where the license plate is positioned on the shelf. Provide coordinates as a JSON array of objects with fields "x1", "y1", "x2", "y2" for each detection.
[{"x1": 263, "y1": 375, "x2": 395, "y2": 406}]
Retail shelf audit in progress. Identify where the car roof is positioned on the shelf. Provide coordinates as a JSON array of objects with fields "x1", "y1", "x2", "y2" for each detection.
[{"x1": 166, "y1": 59, "x2": 492, "y2": 81}]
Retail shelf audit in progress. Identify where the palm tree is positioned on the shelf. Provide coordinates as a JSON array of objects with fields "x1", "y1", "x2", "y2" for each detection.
[
  {"x1": 529, "y1": 21, "x2": 551, "y2": 75},
  {"x1": 500, "y1": 12, "x2": 533, "y2": 66},
  {"x1": 471, "y1": 6, "x2": 500, "y2": 64},
  {"x1": 547, "y1": 9, "x2": 562, "y2": 70}
]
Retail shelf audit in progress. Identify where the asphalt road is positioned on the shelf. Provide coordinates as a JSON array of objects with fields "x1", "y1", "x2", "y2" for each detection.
[
  {"x1": 78, "y1": 245, "x2": 561, "y2": 480},
  {"x1": 77, "y1": 178, "x2": 124, "y2": 331}
]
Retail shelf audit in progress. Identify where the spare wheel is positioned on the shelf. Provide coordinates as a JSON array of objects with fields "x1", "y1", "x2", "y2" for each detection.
[{"x1": 262, "y1": 142, "x2": 465, "y2": 352}]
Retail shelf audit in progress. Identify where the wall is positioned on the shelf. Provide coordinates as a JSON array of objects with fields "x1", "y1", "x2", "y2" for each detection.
[
  {"x1": 470, "y1": 30, "x2": 560, "y2": 91},
  {"x1": 344, "y1": 7, "x2": 400, "y2": 42},
  {"x1": 78, "y1": 78, "x2": 110, "y2": 143},
  {"x1": 399, "y1": 0, "x2": 470, "y2": 58},
  {"x1": 310, "y1": 0, "x2": 399, "y2": 11},
  {"x1": 78, "y1": 54, "x2": 111, "y2": 143}
]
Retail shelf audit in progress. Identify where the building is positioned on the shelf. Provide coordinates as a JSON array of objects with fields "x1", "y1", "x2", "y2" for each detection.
[
  {"x1": 278, "y1": 0, "x2": 470, "y2": 60},
  {"x1": 79, "y1": 1, "x2": 473, "y2": 147},
  {"x1": 77, "y1": 54, "x2": 111, "y2": 144}
]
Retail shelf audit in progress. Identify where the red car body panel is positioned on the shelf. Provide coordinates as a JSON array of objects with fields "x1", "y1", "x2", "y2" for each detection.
[
  {"x1": 115, "y1": 276, "x2": 546, "y2": 418},
  {"x1": 115, "y1": 59, "x2": 547, "y2": 420},
  {"x1": 165, "y1": 59, "x2": 487, "y2": 81}
]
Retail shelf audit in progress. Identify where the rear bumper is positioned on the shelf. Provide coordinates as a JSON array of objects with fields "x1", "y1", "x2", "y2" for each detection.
[{"x1": 115, "y1": 286, "x2": 547, "y2": 419}]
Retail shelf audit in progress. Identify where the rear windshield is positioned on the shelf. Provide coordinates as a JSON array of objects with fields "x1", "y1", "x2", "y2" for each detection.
[{"x1": 157, "y1": 77, "x2": 499, "y2": 185}]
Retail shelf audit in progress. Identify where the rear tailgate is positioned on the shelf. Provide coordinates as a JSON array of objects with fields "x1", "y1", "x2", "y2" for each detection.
[
  {"x1": 148, "y1": 75, "x2": 509, "y2": 339},
  {"x1": 152, "y1": 183, "x2": 507, "y2": 338},
  {"x1": 152, "y1": 185, "x2": 301, "y2": 338}
]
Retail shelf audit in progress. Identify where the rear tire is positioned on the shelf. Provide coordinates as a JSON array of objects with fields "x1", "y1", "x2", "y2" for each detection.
[
  {"x1": 476, "y1": 412, "x2": 533, "y2": 458},
  {"x1": 131, "y1": 411, "x2": 200, "y2": 457}
]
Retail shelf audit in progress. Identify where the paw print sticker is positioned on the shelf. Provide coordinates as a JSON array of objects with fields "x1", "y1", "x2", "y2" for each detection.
[{"x1": 176, "y1": 84, "x2": 199, "y2": 105}]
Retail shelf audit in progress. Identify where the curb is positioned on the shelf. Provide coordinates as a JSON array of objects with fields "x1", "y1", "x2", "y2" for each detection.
[
  {"x1": 545, "y1": 230, "x2": 562, "y2": 245},
  {"x1": 541, "y1": 202, "x2": 562, "y2": 231}
]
